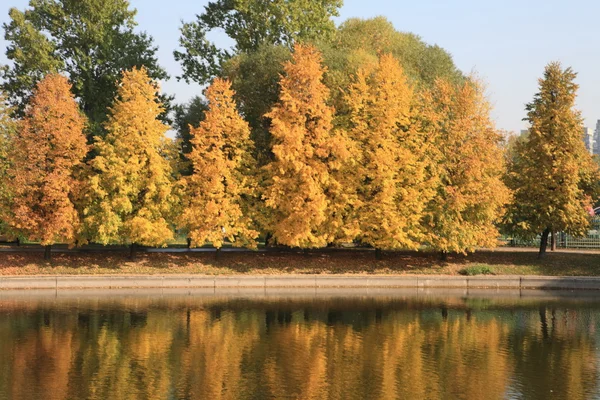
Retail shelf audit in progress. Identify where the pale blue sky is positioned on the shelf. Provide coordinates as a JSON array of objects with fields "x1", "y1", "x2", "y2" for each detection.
[{"x1": 1, "y1": 0, "x2": 600, "y2": 133}]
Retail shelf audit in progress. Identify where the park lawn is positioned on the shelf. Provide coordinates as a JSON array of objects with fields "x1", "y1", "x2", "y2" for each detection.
[{"x1": 0, "y1": 248, "x2": 599, "y2": 276}]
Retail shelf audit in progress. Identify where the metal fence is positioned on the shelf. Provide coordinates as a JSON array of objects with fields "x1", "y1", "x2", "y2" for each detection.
[{"x1": 505, "y1": 216, "x2": 600, "y2": 249}]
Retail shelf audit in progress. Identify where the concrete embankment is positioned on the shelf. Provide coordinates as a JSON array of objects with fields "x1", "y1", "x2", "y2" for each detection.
[{"x1": 2, "y1": 275, "x2": 600, "y2": 291}]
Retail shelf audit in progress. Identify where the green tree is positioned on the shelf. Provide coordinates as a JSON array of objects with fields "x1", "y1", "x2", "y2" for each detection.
[
  {"x1": 173, "y1": 96, "x2": 208, "y2": 176},
  {"x1": 180, "y1": 78, "x2": 258, "y2": 250},
  {"x1": 84, "y1": 67, "x2": 176, "y2": 256},
  {"x1": 173, "y1": 96, "x2": 208, "y2": 156},
  {"x1": 174, "y1": 0, "x2": 342, "y2": 85},
  {"x1": 321, "y1": 17, "x2": 464, "y2": 112},
  {"x1": 505, "y1": 63, "x2": 600, "y2": 256},
  {"x1": 2, "y1": 0, "x2": 168, "y2": 139},
  {"x1": 222, "y1": 44, "x2": 291, "y2": 165}
]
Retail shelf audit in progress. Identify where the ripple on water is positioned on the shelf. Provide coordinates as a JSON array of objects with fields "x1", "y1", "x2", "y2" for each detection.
[{"x1": 0, "y1": 293, "x2": 599, "y2": 399}]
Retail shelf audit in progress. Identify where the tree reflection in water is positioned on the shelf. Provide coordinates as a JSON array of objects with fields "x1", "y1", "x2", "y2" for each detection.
[{"x1": 0, "y1": 295, "x2": 598, "y2": 399}]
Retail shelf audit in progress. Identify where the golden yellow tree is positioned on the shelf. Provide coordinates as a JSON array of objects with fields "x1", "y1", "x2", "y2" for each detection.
[
  {"x1": 346, "y1": 54, "x2": 435, "y2": 256},
  {"x1": 6, "y1": 74, "x2": 87, "y2": 259},
  {"x1": 179, "y1": 78, "x2": 258, "y2": 249},
  {"x1": 262, "y1": 43, "x2": 348, "y2": 248},
  {"x1": 505, "y1": 63, "x2": 600, "y2": 256},
  {"x1": 421, "y1": 78, "x2": 510, "y2": 255},
  {"x1": 85, "y1": 67, "x2": 175, "y2": 256}
]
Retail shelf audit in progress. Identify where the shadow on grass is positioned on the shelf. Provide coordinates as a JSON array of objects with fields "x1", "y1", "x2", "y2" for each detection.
[{"x1": 1, "y1": 248, "x2": 599, "y2": 276}]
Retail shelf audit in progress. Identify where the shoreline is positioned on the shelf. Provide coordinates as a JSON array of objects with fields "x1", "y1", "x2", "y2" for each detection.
[{"x1": 3, "y1": 274, "x2": 600, "y2": 291}]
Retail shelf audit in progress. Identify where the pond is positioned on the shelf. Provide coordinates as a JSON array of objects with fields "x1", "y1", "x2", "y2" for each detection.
[{"x1": 0, "y1": 289, "x2": 599, "y2": 399}]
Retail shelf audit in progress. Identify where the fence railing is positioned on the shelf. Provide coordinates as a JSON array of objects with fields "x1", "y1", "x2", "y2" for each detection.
[{"x1": 504, "y1": 217, "x2": 600, "y2": 249}]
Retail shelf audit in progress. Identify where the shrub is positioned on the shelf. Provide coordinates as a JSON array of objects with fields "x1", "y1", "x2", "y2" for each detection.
[{"x1": 459, "y1": 265, "x2": 495, "y2": 276}]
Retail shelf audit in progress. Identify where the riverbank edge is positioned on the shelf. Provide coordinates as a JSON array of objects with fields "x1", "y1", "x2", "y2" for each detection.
[{"x1": 3, "y1": 275, "x2": 600, "y2": 290}]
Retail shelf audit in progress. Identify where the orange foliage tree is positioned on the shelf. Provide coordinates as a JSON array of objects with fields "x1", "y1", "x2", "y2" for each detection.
[
  {"x1": 6, "y1": 74, "x2": 87, "y2": 259},
  {"x1": 0, "y1": 92, "x2": 16, "y2": 238},
  {"x1": 179, "y1": 78, "x2": 258, "y2": 249},
  {"x1": 84, "y1": 67, "x2": 175, "y2": 255},
  {"x1": 262, "y1": 43, "x2": 349, "y2": 248},
  {"x1": 420, "y1": 78, "x2": 510, "y2": 255},
  {"x1": 345, "y1": 54, "x2": 436, "y2": 256}
]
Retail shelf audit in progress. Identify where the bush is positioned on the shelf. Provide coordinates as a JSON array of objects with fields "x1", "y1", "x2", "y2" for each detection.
[{"x1": 459, "y1": 265, "x2": 495, "y2": 276}]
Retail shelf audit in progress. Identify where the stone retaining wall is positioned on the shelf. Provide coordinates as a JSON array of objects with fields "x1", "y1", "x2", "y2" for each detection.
[{"x1": 2, "y1": 275, "x2": 600, "y2": 290}]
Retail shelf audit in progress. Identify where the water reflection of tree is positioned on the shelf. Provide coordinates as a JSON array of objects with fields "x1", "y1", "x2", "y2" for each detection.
[
  {"x1": 0, "y1": 299, "x2": 598, "y2": 399},
  {"x1": 507, "y1": 308, "x2": 598, "y2": 400}
]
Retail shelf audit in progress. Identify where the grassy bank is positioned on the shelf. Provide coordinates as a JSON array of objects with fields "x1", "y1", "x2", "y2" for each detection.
[{"x1": 0, "y1": 248, "x2": 599, "y2": 276}]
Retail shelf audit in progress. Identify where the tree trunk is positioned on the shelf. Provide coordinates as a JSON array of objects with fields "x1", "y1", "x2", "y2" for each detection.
[
  {"x1": 186, "y1": 237, "x2": 192, "y2": 249},
  {"x1": 44, "y1": 245, "x2": 51, "y2": 261},
  {"x1": 129, "y1": 243, "x2": 137, "y2": 261},
  {"x1": 375, "y1": 248, "x2": 383, "y2": 260},
  {"x1": 551, "y1": 231, "x2": 557, "y2": 251},
  {"x1": 440, "y1": 251, "x2": 448, "y2": 261},
  {"x1": 539, "y1": 307, "x2": 549, "y2": 339},
  {"x1": 539, "y1": 229, "x2": 550, "y2": 258},
  {"x1": 264, "y1": 232, "x2": 273, "y2": 247},
  {"x1": 215, "y1": 247, "x2": 221, "y2": 260}
]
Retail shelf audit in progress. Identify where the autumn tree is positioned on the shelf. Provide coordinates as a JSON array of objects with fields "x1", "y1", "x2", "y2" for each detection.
[
  {"x1": 504, "y1": 63, "x2": 600, "y2": 257},
  {"x1": 5, "y1": 74, "x2": 87, "y2": 259},
  {"x1": 0, "y1": 92, "x2": 16, "y2": 238},
  {"x1": 2, "y1": 0, "x2": 169, "y2": 138},
  {"x1": 346, "y1": 54, "x2": 436, "y2": 257},
  {"x1": 262, "y1": 44, "x2": 349, "y2": 248},
  {"x1": 175, "y1": 0, "x2": 342, "y2": 85},
  {"x1": 179, "y1": 78, "x2": 258, "y2": 251},
  {"x1": 221, "y1": 19, "x2": 464, "y2": 165},
  {"x1": 421, "y1": 78, "x2": 510, "y2": 256},
  {"x1": 85, "y1": 67, "x2": 176, "y2": 257}
]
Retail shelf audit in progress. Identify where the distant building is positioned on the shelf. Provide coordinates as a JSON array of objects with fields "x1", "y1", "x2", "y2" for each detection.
[
  {"x1": 583, "y1": 127, "x2": 594, "y2": 154},
  {"x1": 594, "y1": 120, "x2": 600, "y2": 155}
]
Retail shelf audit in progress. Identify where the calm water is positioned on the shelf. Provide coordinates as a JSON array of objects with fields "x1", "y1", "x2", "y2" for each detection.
[{"x1": 1, "y1": 290, "x2": 600, "y2": 400}]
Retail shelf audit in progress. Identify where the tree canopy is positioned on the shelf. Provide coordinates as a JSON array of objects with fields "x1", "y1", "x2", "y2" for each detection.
[
  {"x1": 504, "y1": 63, "x2": 600, "y2": 256},
  {"x1": 222, "y1": 44, "x2": 291, "y2": 165},
  {"x1": 180, "y1": 78, "x2": 258, "y2": 249},
  {"x1": 421, "y1": 78, "x2": 510, "y2": 255},
  {"x1": 172, "y1": 95, "x2": 208, "y2": 176},
  {"x1": 85, "y1": 67, "x2": 175, "y2": 247},
  {"x1": 221, "y1": 18, "x2": 465, "y2": 165},
  {"x1": 262, "y1": 44, "x2": 348, "y2": 248},
  {"x1": 322, "y1": 17, "x2": 464, "y2": 96},
  {"x1": 174, "y1": 0, "x2": 342, "y2": 85},
  {"x1": 346, "y1": 54, "x2": 436, "y2": 252},
  {"x1": 5, "y1": 74, "x2": 87, "y2": 252},
  {"x1": 0, "y1": 92, "x2": 16, "y2": 238},
  {"x1": 1, "y1": 0, "x2": 168, "y2": 138}
]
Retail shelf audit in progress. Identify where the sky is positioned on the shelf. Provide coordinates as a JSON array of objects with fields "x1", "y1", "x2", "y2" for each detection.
[{"x1": 1, "y1": 0, "x2": 600, "y2": 134}]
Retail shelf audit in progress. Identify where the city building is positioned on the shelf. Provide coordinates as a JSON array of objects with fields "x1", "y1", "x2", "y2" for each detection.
[
  {"x1": 583, "y1": 127, "x2": 594, "y2": 154},
  {"x1": 594, "y1": 120, "x2": 600, "y2": 155}
]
